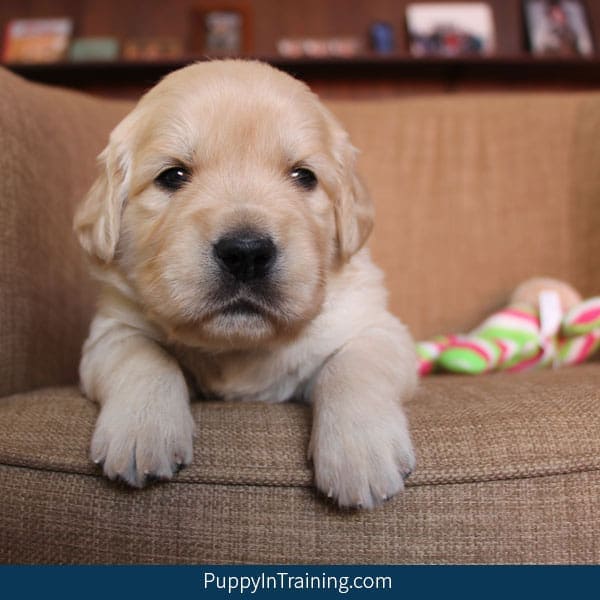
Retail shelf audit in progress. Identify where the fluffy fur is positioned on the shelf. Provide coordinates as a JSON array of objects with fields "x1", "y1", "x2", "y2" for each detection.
[{"x1": 74, "y1": 60, "x2": 417, "y2": 508}]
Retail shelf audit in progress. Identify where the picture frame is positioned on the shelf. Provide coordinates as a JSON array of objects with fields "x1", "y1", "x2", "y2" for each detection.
[
  {"x1": 523, "y1": 0, "x2": 594, "y2": 57},
  {"x1": 190, "y1": 5, "x2": 252, "y2": 56},
  {"x1": 405, "y1": 2, "x2": 496, "y2": 57}
]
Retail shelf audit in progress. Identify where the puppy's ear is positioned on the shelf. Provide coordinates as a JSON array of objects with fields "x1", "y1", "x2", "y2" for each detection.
[
  {"x1": 326, "y1": 112, "x2": 374, "y2": 261},
  {"x1": 73, "y1": 124, "x2": 133, "y2": 263}
]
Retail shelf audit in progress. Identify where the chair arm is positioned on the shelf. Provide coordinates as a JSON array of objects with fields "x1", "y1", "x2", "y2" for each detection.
[{"x1": 0, "y1": 68, "x2": 132, "y2": 396}]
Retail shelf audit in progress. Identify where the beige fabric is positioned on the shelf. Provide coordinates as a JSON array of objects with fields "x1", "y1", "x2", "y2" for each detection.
[
  {"x1": 329, "y1": 94, "x2": 600, "y2": 339},
  {"x1": 0, "y1": 67, "x2": 130, "y2": 397},
  {"x1": 2, "y1": 366, "x2": 600, "y2": 488},
  {"x1": 2, "y1": 467, "x2": 599, "y2": 564},
  {"x1": 1, "y1": 365, "x2": 599, "y2": 563}
]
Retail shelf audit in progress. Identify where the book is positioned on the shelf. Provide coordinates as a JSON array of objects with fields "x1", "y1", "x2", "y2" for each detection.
[
  {"x1": 3, "y1": 18, "x2": 73, "y2": 63},
  {"x1": 69, "y1": 37, "x2": 119, "y2": 62}
]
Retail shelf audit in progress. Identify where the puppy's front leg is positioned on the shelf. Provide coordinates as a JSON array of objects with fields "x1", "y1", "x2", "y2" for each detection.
[
  {"x1": 80, "y1": 315, "x2": 194, "y2": 487},
  {"x1": 308, "y1": 317, "x2": 417, "y2": 508}
]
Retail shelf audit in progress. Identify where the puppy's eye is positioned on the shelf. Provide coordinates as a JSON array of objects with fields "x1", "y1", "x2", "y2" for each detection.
[
  {"x1": 155, "y1": 166, "x2": 191, "y2": 192},
  {"x1": 290, "y1": 167, "x2": 318, "y2": 191}
]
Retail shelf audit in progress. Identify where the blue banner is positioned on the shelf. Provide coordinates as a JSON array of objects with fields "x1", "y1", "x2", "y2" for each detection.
[{"x1": 1, "y1": 565, "x2": 599, "y2": 599}]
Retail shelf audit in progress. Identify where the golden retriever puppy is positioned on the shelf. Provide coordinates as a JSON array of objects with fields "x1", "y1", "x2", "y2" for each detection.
[{"x1": 74, "y1": 60, "x2": 417, "y2": 508}]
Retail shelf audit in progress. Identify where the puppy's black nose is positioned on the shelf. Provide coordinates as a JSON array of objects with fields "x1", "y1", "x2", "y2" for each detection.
[{"x1": 213, "y1": 232, "x2": 276, "y2": 281}]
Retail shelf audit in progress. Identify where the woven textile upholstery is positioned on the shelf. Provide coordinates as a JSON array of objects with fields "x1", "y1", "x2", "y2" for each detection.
[
  {"x1": 0, "y1": 68, "x2": 130, "y2": 398},
  {"x1": 1, "y1": 365, "x2": 600, "y2": 564},
  {"x1": 1, "y1": 66, "x2": 600, "y2": 563},
  {"x1": 328, "y1": 94, "x2": 600, "y2": 339}
]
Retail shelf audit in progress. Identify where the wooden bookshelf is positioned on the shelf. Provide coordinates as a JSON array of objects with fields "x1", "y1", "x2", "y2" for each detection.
[
  {"x1": 6, "y1": 54, "x2": 600, "y2": 99},
  {"x1": 2, "y1": 0, "x2": 600, "y2": 98}
]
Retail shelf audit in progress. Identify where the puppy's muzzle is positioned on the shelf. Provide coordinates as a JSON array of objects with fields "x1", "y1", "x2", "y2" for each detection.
[{"x1": 213, "y1": 230, "x2": 277, "y2": 282}]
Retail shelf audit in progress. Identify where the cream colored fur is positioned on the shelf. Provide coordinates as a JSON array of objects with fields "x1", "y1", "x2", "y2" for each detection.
[{"x1": 74, "y1": 60, "x2": 417, "y2": 508}]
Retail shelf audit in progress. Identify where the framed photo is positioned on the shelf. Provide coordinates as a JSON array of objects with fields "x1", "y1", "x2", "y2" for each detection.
[
  {"x1": 406, "y1": 3, "x2": 496, "y2": 57},
  {"x1": 524, "y1": 0, "x2": 594, "y2": 57},
  {"x1": 190, "y1": 5, "x2": 252, "y2": 55}
]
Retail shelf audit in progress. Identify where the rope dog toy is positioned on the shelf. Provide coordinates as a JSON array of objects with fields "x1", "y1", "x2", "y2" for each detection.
[{"x1": 417, "y1": 278, "x2": 600, "y2": 376}]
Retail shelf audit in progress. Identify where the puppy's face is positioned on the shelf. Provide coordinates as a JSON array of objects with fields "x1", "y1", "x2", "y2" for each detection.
[{"x1": 75, "y1": 61, "x2": 373, "y2": 350}]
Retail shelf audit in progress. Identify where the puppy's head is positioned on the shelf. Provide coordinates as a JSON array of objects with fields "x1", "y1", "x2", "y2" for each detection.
[{"x1": 74, "y1": 60, "x2": 373, "y2": 349}]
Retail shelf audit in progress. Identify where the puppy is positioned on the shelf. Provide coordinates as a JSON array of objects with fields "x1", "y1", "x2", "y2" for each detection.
[{"x1": 73, "y1": 60, "x2": 417, "y2": 508}]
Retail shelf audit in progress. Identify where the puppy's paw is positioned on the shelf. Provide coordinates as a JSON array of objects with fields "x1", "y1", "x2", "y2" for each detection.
[
  {"x1": 309, "y1": 403, "x2": 415, "y2": 509},
  {"x1": 91, "y1": 399, "x2": 194, "y2": 488}
]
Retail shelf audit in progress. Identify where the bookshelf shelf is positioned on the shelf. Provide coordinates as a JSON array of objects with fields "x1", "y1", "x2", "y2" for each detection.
[
  {"x1": 2, "y1": 0, "x2": 600, "y2": 98},
  {"x1": 6, "y1": 54, "x2": 600, "y2": 97}
]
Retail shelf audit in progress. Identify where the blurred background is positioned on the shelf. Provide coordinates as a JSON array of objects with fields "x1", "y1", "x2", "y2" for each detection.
[{"x1": 1, "y1": 0, "x2": 599, "y2": 100}]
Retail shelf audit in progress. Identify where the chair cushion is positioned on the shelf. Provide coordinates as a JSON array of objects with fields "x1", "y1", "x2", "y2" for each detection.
[
  {"x1": 1, "y1": 365, "x2": 599, "y2": 563},
  {"x1": 2, "y1": 365, "x2": 599, "y2": 487}
]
